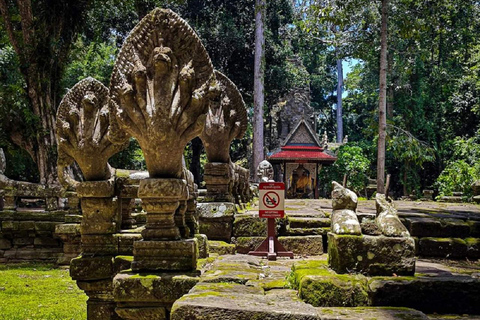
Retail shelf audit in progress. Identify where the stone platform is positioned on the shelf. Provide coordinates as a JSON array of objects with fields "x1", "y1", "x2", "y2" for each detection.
[
  {"x1": 171, "y1": 254, "x2": 449, "y2": 319},
  {"x1": 235, "y1": 199, "x2": 480, "y2": 259},
  {"x1": 289, "y1": 255, "x2": 480, "y2": 315}
]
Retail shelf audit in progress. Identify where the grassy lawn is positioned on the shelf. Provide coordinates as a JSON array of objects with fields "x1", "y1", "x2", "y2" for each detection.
[{"x1": 0, "y1": 264, "x2": 87, "y2": 320}]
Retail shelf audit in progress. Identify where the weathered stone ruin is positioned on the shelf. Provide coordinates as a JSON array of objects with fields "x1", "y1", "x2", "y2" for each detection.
[
  {"x1": 53, "y1": 8, "x2": 253, "y2": 320},
  {"x1": 2, "y1": 6, "x2": 480, "y2": 320},
  {"x1": 328, "y1": 181, "x2": 415, "y2": 275}
]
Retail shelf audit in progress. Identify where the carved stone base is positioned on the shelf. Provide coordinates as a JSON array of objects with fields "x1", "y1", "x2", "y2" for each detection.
[
  {"x1": 86, "y1": 300, "x2": 120, "y2": 320},
  {"x1": 82, "y1": 234, "x2": 118, "y2": 256},
  {"x1": 116, "y1": 307, "x2": 166, "y2": 320},
  {"x1": 197, "y1": 202, "x2": 235, "y2": 242},
  {"x1": 138, "y1": 179, "x2": 188, "y2": 241},
  {"x1": 113, "y1": 271, "x2": 199, "y2": 319},
  {"x1": 132, "y1": 239, "x2": 197, "y2": 271},
  {"x1": 327, "y1": 232, "x2": 415, "y2": 276}
]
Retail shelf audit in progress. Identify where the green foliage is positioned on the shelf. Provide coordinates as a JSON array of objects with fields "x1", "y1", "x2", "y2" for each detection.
[
  {"x1": 435, "y1": 160, "x2": 479, "y2": 198},
  {"x1": 0, "y1": 264, "x2": 87, "y2": 319},
  {"x1": 435, "y1": 135, "x2": 480, "y2": 197},
  {"x1": 319, "y1": 144, "x2": 371, "y2": 195},
  {"x1": 109, "y1": 138, "x2": 146, "y2": 171},
  {"x1": 62, "y1": 37, "x2": 118, "y2": 89}
]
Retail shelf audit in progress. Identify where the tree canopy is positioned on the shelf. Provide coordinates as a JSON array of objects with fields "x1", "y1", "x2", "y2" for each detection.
[{"x1": 0, "y1": 0, "x2": 478, "y2": 197}]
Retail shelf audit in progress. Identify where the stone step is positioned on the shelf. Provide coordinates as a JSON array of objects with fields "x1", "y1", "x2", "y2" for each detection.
[
  {"x1": 288, "y1": 216, "x2": 331, "y2": 228},
  {"x1": 235, "y1": 235, "x2": 323, "y2": 255},
  {"x1": 208, "y1": 240, "x2": 235, "y2": 256},
  {"x1": 171, "y1": 281, "x2": 428, "y2": 319},
  {"x1": 290, "y1": 258, "x2": 480, "y2": 315}
]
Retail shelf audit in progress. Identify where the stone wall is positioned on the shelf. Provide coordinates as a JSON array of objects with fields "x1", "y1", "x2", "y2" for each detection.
[{"x1": 0, "y1": 186, "x2": 81, "y2": 264}]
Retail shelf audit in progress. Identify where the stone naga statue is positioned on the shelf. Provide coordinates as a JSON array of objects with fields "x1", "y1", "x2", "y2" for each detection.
[
  {"x1": 108, "y1": 8, "x2": 218, "y2": 179},
  {"x1": 331, "y1": 181, "x2": 362, "y2": 235},
  {"x1": 257, "y1": 160, "x2": 274, "y2": 182},
  {"x1": 200, "y1": 70, "x2": 248, "y2": 163},
  {"x1": 375, "y1": 193, "x2": 410, "y2": 237},
  {"x1": 331, "y1": 181, "x2": 410, "y2": 237},
  {"x1": 56, "y1": 77, "x2": 127, "y2": 184}
]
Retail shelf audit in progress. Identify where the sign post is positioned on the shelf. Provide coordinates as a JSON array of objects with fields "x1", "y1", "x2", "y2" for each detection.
[{"x1": 249, "y1": 182, "x2": 293, "y2": 260}]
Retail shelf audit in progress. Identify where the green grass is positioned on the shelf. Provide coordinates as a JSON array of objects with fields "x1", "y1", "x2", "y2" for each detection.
[{"x1": 0, "y1": 263, "x2": 87, "y2": 320}]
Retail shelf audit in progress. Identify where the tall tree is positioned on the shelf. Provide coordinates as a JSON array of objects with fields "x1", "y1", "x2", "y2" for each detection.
[
  {"x1": 376, "y1": 0, "x2": 388, "y2": 194},
  {"x1": 253, "y1": 0, "x2": 266, "y2": 179},
  {"x1": 0, "y1": 0, "x2": 90, "y2": 185}
]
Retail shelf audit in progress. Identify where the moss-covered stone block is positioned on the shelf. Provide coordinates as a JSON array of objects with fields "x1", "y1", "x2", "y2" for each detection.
[
  {"x1": 418, "y1": 237, "x2": 467, "y2": 258},
  {"x1": 316, "y1": 307, "x2": 428, "y2": 320},
  {"x1": 328, "y1": 232, "x2": 415, "y2": 276},
  {"x1": 287, "y1": 216, "x2": 331, "y2": 229},
  {"x1": 368, "y1": 276, "x2": 480, "y2": 314},
  {"x1": 405, "y1": 217, "x2": 443, "y2": 237},
  {"x1": 278, "y1": 235, "x2": 323, "y2": 255},
  {"x1": 194, "y1": 233, "x2": 209, "y2": 258},
  {"x1": 234, "y1": 237, "x2": 264, "y2": 254},
  {"x1": 86, "y1": 300, "x2": 119, "y2": 320},
  {"x1": 115, "y1": 307, "x2": 166, "y2": 320},
  {"x1": 233, "y1": 214, "x2": 267, "y2": 237},
  {"x1": 133, "y1": 239, "x2": 197, "y2": 271},
  {"x1": 197, "y1": 202, "x2": 235, "y2": 241},
  {"x1": 300, "y1": 274, "x2": 369, "y2": 307},
  {"x1": 70, "y1": 255, "x2": 114, "y2": 281},
  {"x1": 466, "y1": 237, "x2": 480, "y2": 259},
  {"x1": 467, "y1": 220, "x2": 480, "y2": 237},
  {"x1": 113, "y1": 272, "x2": 200, "y2": 304},
  {"x1": 208, "y1": 240, "x2": 235, "y2": 255}
]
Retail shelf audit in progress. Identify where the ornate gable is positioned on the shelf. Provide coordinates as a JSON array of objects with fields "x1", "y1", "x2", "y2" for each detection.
[{"x1": 283, "y1": 119, "x2": 322, "y2": 148}]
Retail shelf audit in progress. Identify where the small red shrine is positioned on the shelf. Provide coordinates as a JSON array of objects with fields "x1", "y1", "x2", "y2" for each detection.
[{"x1": 268, "y1": 119, "x2": 337, "y2": 199}]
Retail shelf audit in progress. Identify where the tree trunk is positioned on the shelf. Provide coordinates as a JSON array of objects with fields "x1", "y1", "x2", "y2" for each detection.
[
  {"x1": 26, "y1": 71, "x2": 59, "y2": 186},
  {"x1": 253, "y1": 0, "x2": 266, "y2": 180},
  {"x1": 336, "y1": 57, "x2": 343, "y2": 143},
  {"x1": 377, "y1": 0, "x2": 388, "y2": 194}
]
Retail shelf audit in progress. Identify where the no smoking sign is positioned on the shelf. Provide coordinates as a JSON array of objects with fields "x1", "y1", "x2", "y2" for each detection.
[{"x1": 259, "y1": 182, "x2": 285, "y2": 218}]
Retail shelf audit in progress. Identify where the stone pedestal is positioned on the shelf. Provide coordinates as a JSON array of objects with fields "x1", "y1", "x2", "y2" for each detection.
[
  {"x1": 327, "y1": 232, "x2": 416, "y2": 276},
  {"x1": 113, "y1": 271, "x2": 199, "y2": 320},
  {"x1": 77, "y1": 180, "x2": 119, "y2": 255},
  {"x1": 197, "y1": 202, "x2": 236, "y2": 242},
  {"x1": 74, "y1": 180, "x2": 120, "y2": 320},
  {"x1": 132, "y1": 178, "x2": 197, "y2": 271},
  {"x1": 132, "y1": 239, "x2": 197, "y2": 271},
  {"x1": 204, "y1": 162, "x2": 234, "y2": 203}
]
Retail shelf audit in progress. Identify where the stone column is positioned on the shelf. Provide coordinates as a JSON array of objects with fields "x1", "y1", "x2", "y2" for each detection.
[
  {"x1": 204, "y1": 162, "x2": 234, "y2": 203},
  {"x1": 70, "y1": 180, "x2": 120, "y2": 320},
  {"x1": 132, "y1": 178, "x2": 196, "y2": 271}
]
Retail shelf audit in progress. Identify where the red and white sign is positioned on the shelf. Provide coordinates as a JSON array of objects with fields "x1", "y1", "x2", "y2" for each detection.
[{"x1": 259, "y1": 182, "x2": 285, "y2": 218}]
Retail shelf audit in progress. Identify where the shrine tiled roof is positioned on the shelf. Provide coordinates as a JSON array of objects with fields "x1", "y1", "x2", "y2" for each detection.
[{"x1": 268, "y1": 145, "x2": 337, "y2": 162}]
